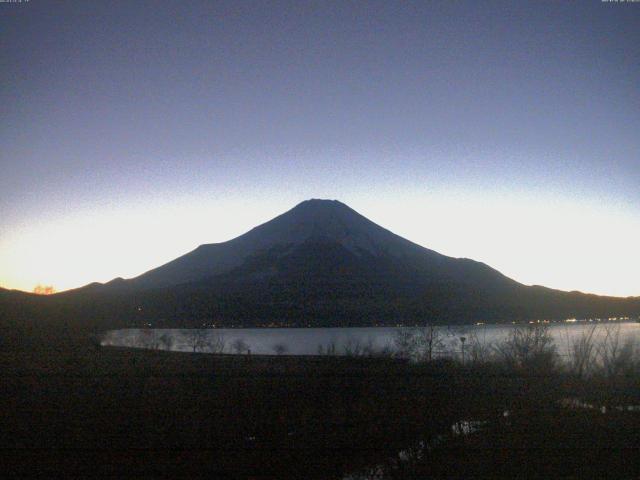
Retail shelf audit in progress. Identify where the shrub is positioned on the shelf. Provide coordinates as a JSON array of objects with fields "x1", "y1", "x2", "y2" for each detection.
[
  {"x1": 494, "y1": 324, "x2": 558, "y2": 373},
  {"x1": 465, "y1": 332, "x2": 494, "y2": 364},
  {"x1": 565, "y1": 325, "x2": 599, "y2": 379},
  {"x1": 597, "y1": 325, "x2": 638, "y2": 378}
]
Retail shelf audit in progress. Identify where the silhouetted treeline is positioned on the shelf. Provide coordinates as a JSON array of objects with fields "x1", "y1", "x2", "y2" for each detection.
[{"x1": 1, "y1": 278, "x2": 638, "y2": 335}]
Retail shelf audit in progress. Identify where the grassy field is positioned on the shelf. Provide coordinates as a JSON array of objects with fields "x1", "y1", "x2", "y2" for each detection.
[{"x1": 1, "y1": 323, "x2": 640, "y2": 479}]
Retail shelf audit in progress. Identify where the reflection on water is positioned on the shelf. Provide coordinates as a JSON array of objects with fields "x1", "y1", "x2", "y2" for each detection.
[{"x1": 101, "y1": 322, "x2": 640, "y2": 360}]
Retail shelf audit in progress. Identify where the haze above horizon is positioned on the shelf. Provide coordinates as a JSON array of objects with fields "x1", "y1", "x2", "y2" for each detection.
[{"x1": 1, "y1": 1, "x2": 638, "y2": 297}]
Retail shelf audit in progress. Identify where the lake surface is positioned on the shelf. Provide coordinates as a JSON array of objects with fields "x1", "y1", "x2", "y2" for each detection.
[{"x1": 102, "y1": 321, "x2": 640, "y2": 360}]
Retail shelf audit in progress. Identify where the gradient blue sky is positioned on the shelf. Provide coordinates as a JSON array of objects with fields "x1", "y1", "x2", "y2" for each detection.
[{"x1": 1, "y1": 1, "x2": 639, "y2": 296}]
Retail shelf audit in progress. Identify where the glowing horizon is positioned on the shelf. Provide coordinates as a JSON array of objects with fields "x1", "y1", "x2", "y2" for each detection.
[{"x1": 1, "y1": 189, "x2": 638, "y2": 298}]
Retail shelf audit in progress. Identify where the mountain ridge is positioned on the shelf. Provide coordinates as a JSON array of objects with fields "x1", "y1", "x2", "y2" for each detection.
[
  {"x1": 7, "y1": 199, "x2": 637, "y2": 328},
  {"x1": 98, "y1": 199, "x2": 519, "y2": 293}
]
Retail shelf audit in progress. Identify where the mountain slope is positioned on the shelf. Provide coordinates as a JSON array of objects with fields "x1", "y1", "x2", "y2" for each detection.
[
  {"x1": 12, "y1": 199, "x2": 640, "y2": 327},
  {"x1": 127, "y1": 199, "x2": 514, "y2": 291}
]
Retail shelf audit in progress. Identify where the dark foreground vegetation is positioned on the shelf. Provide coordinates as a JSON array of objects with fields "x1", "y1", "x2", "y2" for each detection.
[{"x1": 1, "y1": 319, "x2": 640, "y2": 479}]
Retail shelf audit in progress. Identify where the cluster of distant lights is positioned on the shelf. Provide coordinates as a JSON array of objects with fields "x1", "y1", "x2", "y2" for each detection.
[
  {"x1": 133, "y1": 311, "x2": 637, "y2": 329},
  {"x1": 561, "y1": 316, "x2": 633, "y2": 323},
  {"x1": 474, "y1": 316, "x2": 635, "y2": 326}
]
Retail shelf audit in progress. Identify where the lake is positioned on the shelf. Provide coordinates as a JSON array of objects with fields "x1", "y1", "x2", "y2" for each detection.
[{"x1": 101, "y1": 321, "x2": 640, "y2": 360}]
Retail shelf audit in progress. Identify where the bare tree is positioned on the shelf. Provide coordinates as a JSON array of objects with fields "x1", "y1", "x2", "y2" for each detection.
[
  {"x1": 373, "y1": 343, "x2": 395, "y2": 358},
  {"x1": 361, "y1": 338, "x2": 376, "y2": 357},
  {"x1": 185, "y1": 329, "x2": 211, "y2": 353},
  {"x1": 415, "y1": 325, "x2": 445, "y2": 362},
  {"x1": 566, "y1": 325, "x2": 599, "y2": 379},
  {"x1": 209, "y1": 331, "x2": 226, "y2": 354},
  {"x1": 494, "y1": 324, "x2": 557, "y2": 372},
  {"x1": 597, "y1": 325, "x2": 637, "y2": 378},
  {"x1": 466, "y1": 332, "x2": 494, "y2": 364},
  {"x1": 122, "y1": 331, "x2": 138, "y2": 348},
  {"x1": 343, "y1": 337, "x2": 364, "y2": 357},
  {"x1": 159, "y1": 333, "x2": 174, "y2": 351},
  {"x1": 231, "y1": 338, "x2": 249, "y2": 354},
  {"x1": 393, "y1": 325, "x2": 445, "y2": 362},
  {"x1": 272, "y1": 343, "x2": 288, "y2": 355},
  {"x1": 138, "y1": 329, "x2": 161, "y2": 350},
  {"x1": 317, "y1": 341, "x2": 337, "y2": 356},
  {"x1": 393, "y1": 328, "x2": 418, "y2": 360}
]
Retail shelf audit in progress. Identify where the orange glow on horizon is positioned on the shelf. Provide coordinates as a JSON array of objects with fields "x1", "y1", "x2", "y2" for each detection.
[
  {"x1": 33, "y1": 285, "x2": 56, "y2": 295},
  {"x1": 1, "y1": 192, "x2": 639, "y2": 298}
]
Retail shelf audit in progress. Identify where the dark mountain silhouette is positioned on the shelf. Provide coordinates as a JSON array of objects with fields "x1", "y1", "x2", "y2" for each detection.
[
  {"x1": 4, "y1": 200, "x2": 640, "y2": 328},
  {"x1": 127, "y1": 199, "x2": 516, "y2": 291}
]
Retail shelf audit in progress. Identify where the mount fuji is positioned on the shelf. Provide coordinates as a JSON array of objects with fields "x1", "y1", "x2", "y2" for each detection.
[{"x1": 59, "y1": 199, "x2": 638, "y2": 327}]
